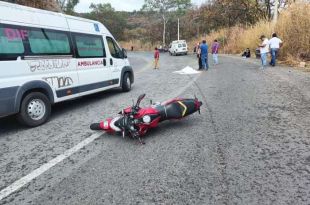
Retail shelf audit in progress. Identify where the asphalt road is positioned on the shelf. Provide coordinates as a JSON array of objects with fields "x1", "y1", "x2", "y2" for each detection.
[{"x1": 0, "y1": 52, "x2": 310, "y2": 205}]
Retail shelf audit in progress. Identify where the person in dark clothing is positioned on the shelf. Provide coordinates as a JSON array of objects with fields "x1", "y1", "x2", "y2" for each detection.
[
  {"x1": 196, "y1": 42, "x2": 202, "y2": 70},
  {"x1": 242, "y1": 48, "x2": 251, "y2": 58},
  {"x1": 198, "y1": 55, "x2": 203, "y2": 70}
]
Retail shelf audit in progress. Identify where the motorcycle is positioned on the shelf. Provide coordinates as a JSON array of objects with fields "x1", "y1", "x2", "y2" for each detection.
[{"x1": 90, "y1": 94, "x2": 202, "y2": 144}]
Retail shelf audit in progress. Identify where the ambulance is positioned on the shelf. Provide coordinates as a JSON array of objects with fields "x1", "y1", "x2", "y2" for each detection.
[{"x1": 0, "y1": 1, "x2": 134, "y2": 126}]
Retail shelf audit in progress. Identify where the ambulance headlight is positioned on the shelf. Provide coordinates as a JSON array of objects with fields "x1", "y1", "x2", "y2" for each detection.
[{"x1": 142, "y1": 115, "x2": 151, "y2": 123}]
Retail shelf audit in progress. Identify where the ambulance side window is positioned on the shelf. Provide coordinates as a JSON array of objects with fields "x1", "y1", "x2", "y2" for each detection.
[
  {"x1": 74, "y1": 34, "x2": 106, "y2": 58},
  {"x1": 106, "y1": 37, "x2": 123, "y2": 59},
  {"x1": 0, "y1": 25, "x2": 25, "y2": 57},
  {"x1": 28, "y1": 29, "x2": 71, "y2": 54}
]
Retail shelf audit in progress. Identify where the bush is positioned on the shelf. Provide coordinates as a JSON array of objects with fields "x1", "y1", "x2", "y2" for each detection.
[
  {"x1": 275, "y1": 2, "x2": 310, "y2": 62},
  {"x1": 196, "y1": 2, "x2": 310, "y2": 65}
]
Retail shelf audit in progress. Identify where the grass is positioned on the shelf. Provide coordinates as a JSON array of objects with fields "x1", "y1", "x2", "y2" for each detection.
[
  {"x1": 191, "y1": 2, "x2": 310, "y2": 67},
  {"x1": 122, "y1": 2, "x2": 309, "y2": 68},
  {"x1": 120, "y1": 40, "x2": 157, "y2": 52}
]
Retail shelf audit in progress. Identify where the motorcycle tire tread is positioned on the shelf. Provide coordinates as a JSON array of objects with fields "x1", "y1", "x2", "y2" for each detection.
[{"x1": 90, "y1": 123, "x2": 101, "y2": 130}]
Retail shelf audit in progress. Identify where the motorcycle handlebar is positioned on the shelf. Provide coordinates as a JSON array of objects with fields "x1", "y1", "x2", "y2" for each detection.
[{"x1": 135, "y1": 94, "x2": 146, "y2": 108}]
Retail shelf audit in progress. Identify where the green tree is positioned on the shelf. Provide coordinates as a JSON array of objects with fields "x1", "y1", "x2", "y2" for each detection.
[
  {"x1": 56, "y1": 0, "x2": 79, "y2": 14},
  {"x1": 84, "y1": 3, "x2": 127, "y2": 40},
  {"x1": 142, "y1": 0, "x2": 191, "y2": 45}
]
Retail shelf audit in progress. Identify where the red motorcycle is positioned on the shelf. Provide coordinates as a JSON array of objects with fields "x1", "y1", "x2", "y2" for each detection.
[{"x1": 90, "y1": 94, "x2": 202, "y2": 144}]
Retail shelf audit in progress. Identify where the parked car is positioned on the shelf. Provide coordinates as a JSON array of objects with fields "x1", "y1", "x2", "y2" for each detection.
[
  {"x1": 0, "y1": 1, "x2": 134, "y2": 127},
  {"x1": 168, "y1": 40, "x2": 188, "y2": 56},
  {"x1": 158, "y1": 46, "x2": 168, "y2": 53}
]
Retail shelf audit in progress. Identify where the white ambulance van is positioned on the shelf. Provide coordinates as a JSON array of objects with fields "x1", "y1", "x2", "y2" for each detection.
[
  {"x1": 0, "y1": 2, "x2": 134, "y2": 126},
  {"x1": 168, "y1": 40, "x2": 188, "y2": 56}
]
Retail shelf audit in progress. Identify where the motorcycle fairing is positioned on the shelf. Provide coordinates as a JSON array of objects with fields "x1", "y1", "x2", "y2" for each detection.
[
  {"x1": 110, "y1": 117, "x2": 122, "y2": 131},
  {"x1": 137, "y1": 115, "x2": 161, "y2": 136},
  {"x1": 99, "y1": 118, "x2": 113, "y2": 132}
]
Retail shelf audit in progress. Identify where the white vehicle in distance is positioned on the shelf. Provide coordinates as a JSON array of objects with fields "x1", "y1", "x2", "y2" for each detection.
[
  {"x1": 0, "y1": 1, "x2": 134, "y2": 127},
  {"x1": 168, "y1": 40, "x2": 188, "y2": 56}
]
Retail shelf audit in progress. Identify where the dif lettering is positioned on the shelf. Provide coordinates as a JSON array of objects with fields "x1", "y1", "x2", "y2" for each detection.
[{"x1": 4, "y1": 28, "x2": 28, "y2": 41}]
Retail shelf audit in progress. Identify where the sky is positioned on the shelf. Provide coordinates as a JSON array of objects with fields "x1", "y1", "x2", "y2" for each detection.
[{"x1": 75, "y1": 0, "x2": 206, "y2": 13}]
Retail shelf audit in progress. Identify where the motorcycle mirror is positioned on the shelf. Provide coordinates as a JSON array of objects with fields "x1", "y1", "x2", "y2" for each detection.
[{"x1": 136, "y1": 94, "x2": 146, "y2": 107}]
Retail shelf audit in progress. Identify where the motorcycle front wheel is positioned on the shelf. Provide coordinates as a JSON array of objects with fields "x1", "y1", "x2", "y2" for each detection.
[{"x1": 90, "y1": 123, "x2": 102, "y2": 130}]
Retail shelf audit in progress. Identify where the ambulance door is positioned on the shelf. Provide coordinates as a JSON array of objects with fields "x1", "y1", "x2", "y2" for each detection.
[
  {"x1": 74, "y1": 33, "x2": 113, "y2": 95},
  {"x1": 106, "y1": 36, "x2": 126, "y2": 82}
]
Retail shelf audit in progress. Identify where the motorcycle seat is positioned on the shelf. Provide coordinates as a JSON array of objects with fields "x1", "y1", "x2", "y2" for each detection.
[
  {"x1": 166, "y1": 102, "x2": 184, "y2": 119},
  {"x1": 155, "y1": 99, "x2": 199, "y2": 120}
]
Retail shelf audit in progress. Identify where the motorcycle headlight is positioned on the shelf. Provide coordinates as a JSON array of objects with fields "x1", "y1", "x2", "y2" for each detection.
[{"x1": 142, "y1": 115, "x2": 151, "y2": 123}]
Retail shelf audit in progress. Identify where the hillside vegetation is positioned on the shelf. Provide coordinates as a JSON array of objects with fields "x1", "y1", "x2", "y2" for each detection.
[
  {"x1": 3, "y1": 0, "x2": 309, "y2": 65},
  {"x1": 2, "y1": 0, "x2": 61, "y2": 11},
  {"x1": 199, "y1": 2, "x2": 310, "y2": 65}
]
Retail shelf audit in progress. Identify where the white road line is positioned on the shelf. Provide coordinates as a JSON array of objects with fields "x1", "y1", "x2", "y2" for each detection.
[{"x1": 0, "y1": 132, "x2": 103, "y2": 201}]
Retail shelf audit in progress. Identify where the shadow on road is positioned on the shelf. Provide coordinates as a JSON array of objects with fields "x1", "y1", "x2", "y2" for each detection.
[
  {"x1": 0, "y1": 88, "x2": 123, "y2": 136},
  {"x1": 50, "y1": 88, "x2": 122, "y2": 120}
]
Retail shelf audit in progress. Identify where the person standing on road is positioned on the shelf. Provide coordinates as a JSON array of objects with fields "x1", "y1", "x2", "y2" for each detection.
[
  {"x1": 258, "y1": 35, "x2": 269, "y2": 69},
  {"x1": 200, "y1": 40, "x2": 209, "y2": 70},
  {"x1": 154, "y1": 47, "x2": 160, "y2": 69},
  {"x1": 211, "y1": 39, "x2": 220, "y2": 65},
  {"x1": 268, "y1": 33, "x2": 283, "y2": 66},
  {"x1": 196, "y1": 42, "x2": 202, "y2": 70}
]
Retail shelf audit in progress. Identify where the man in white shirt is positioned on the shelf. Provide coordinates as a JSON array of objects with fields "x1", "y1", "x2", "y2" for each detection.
[
  {"x1": 259, "y1": 35, "x2": 269, "y2": 69},
  {"x1": 268, "y1": 33, "x2": 283, "y2": 66}
]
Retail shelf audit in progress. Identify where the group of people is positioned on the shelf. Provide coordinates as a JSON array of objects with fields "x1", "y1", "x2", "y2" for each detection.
[
  {"x1": 195, "y1": 40, "x2": 220, "y2": 70},
  {"x1": 258, "y1": 32, "x2": 283, "y2": 69},
  {"x1": 154, "y1": 39, "x2": 220, "y2": 70},
  {"x1": 153, "y1": 33, "x2": 281, "y2": 71}
]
